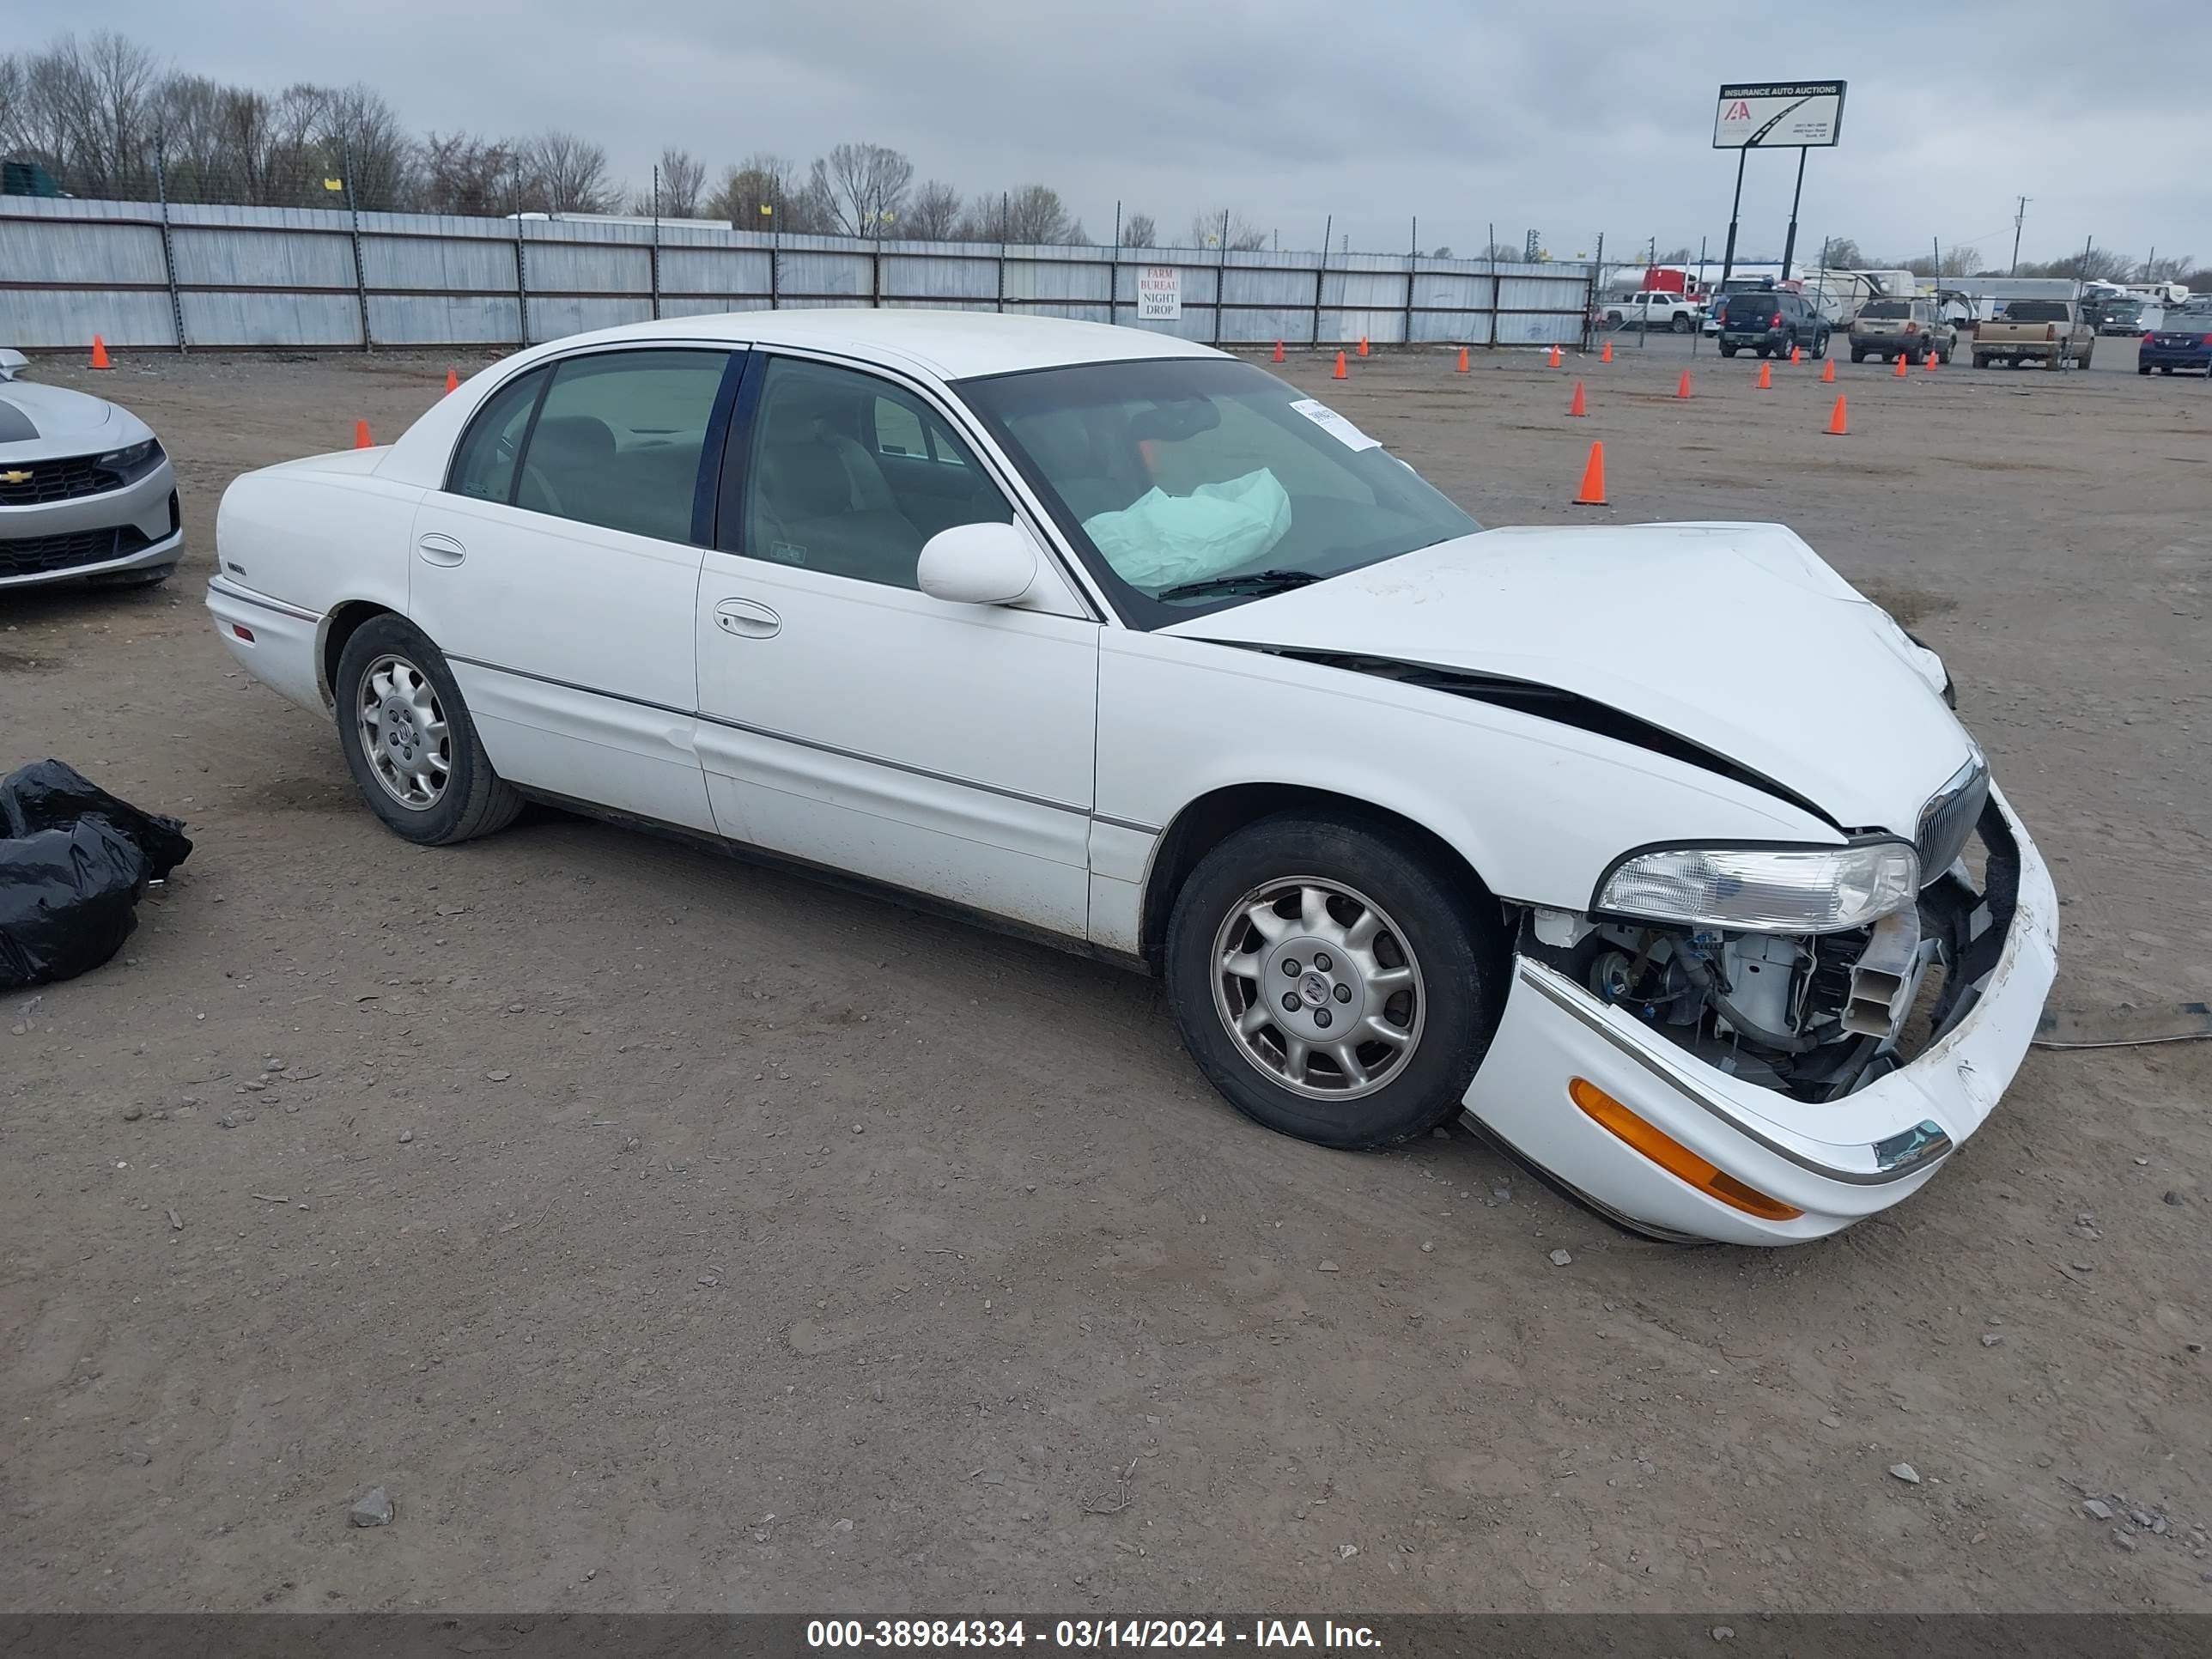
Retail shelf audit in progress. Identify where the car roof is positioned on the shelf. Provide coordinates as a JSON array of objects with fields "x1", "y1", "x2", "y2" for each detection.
[{"x1": 526, "y1": 307, "x2": 1229, "y2": 382}]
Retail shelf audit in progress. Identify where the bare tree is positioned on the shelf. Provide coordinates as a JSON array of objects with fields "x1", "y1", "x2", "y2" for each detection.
[
  {"x1": 811, "y1": 141, "x2": 913, "y2": 239},
  {"x1": 517, "y1": 129, "x2": 614, "y2": 214},
  {"x1": 1188, "y1": 210, "x2": 1265, "y2": 251},
  {"x1": 1120, "y1": 212, "x2": 1157, "y2": 248},
  {"x1": 1656, "y1": 245, "x2": 1695, "y2": 264},
  {"x1": 649, "y1": 145, "x2": 706, "y2": 219},
  {"x1": 2142, "y1": 251, "x2": 2194, "y2": 282},
  {"x1": 1478, "y1": 242, "x2": 1523, "y2": 262},
  {"x1": 960, "y1": 184, "x2": 1073, "y2": 245},
  {"x1": 706, "y1": 151, "x2": 823, "y2": 232},
  {"x1": 1819, "y1": 237, "x2": 1867, "y2": 270},
  {"x1": 420, "y1": 131, "x2": 517, "y2": 216},
  {"x1": 906, "y1": 179, "x2": 963, "y2": 240},
  {"x1": 1428, "y1": 245, "x2": 1454, "y2": 259}
]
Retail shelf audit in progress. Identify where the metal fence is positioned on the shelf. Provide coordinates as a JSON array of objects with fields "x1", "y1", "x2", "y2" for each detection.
[{"x1": 0, "y1": 193, "x2": 1598, "y2": 354}]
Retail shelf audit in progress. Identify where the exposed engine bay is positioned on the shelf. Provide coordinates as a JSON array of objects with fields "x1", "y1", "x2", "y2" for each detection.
[{"x1": 1521, "y1": 799, "x2": 2022, "y2": 1103}]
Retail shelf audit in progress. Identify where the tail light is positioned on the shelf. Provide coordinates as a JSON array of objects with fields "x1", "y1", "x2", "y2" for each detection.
[
  {"x1": 1771, "y1": 313, "x2": 1783, "y2": 328},
  {"x1": 2045, "y1": 324, "x2": 2057, "y2": 341},
  {"x1": 2202, "y1": 334, "x2": 2212, "y2": 347},
  {"x1": 1904, "y1": 321, "x2": 1918, "y2": 334}
]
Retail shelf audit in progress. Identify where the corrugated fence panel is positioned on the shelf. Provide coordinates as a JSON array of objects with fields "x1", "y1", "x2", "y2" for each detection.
[
  {"x1": 884, "y1": 254, "x2": 999, "y2": 301},
  {"x1": 520, "y1": 240, "x2": 650, "y2": 296},
  {"x1": 0, "y1": 289, "x2": 179, "y2": 349},
  {"x1": 171, "y1": 225, "x2": 355, "y2": 290},
  {"x1": 781, "y1": 250, "x2": 872, "y2": 299},
  {"x1": 364, "y1": 233, "x2": 516, "y2": 294},
  {"x1": 525, "y1": 296, "x2": 653, "y2": 343},
  {"x1": 2, "y1": 197, "x2": 1596, "y2": 350},
  {"x1": 0, "y1": 217, "x2": 167, "y2": 285},
  {"x1": 659, "y1": 246, "x2": 770, "y2": 297},
  {"x1": 180, "y1": 289, "x2": 359, "y2": 347},
  {"x1": 367, "y1": 294, "x2": 520, "y2": 347}
]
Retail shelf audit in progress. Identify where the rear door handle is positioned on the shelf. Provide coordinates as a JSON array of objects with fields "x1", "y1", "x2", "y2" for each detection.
[
  {"x1": 714, "y1": 597, "x2": 781, "y2": 639},
  {"x1": 417, "y1": 533, "x2": 466, "y2": 568}
]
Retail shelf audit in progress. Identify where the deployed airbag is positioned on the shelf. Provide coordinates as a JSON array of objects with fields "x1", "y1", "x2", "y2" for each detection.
[
  {"x1": 0, "y1": 760, "x2": 192, "y2": 991},
  {"x1": 1082, "y1": 467, "x2": 1292, "y2": 591}
]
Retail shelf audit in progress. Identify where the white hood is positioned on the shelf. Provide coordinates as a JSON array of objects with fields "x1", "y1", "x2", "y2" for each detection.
[{"x1": 1164, "y1": 521, "x2": 1975, "y2": 835}]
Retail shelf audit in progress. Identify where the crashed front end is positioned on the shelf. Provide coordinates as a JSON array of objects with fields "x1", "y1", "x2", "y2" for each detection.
[{"x1": 1464, "y1": 759, "x2": 2059, "y2": 1244}]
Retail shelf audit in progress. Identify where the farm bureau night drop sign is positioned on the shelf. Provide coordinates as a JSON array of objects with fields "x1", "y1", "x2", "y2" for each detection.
[{"x1": 1138, "y1": 266, "x2": 1182, "y2": 321}]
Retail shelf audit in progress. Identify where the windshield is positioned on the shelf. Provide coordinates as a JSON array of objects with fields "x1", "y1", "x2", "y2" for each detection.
[
  {"x1": 1858, "y1": 301, "x2": 1911, "y2": 319},
  {"x1": 959, "y1": 357, "x2": 1480, "y2": 623},
  {"x1": 2004, "y1": 301, "x2": 2071, "y2": 322}
]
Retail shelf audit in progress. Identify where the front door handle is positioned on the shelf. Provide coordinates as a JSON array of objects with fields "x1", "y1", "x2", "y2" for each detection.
[
  {"x1": 713, "y1": 597, "x2": 782, "y2": 639},
  {"x1": 417, "y1": 533, "x2": 466, "y2": 568}
]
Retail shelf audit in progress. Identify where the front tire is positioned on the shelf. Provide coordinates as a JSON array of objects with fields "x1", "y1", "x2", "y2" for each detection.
[
  {"x1": 1670, "y1": 313, "x2": 1693, "y2": 334},
  {"x1": 1164, "y1": 814, "x2": 1504, "y2": 1151},
  {"x1": 334, "y1": 614, "x2": 522, "y2": 846}
]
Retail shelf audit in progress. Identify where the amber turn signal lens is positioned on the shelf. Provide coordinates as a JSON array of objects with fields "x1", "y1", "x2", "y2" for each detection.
[{"x1": 1568, "y1": 1078, "x2": 1802, "y2": 1222}]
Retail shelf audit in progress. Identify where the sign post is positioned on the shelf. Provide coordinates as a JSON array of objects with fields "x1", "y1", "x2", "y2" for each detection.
[{"x1": 1712, "y1": 81, "x2": 1846, "y2": 286}]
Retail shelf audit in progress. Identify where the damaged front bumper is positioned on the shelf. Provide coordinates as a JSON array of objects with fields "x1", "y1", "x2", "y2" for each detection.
[{"x1": 1460, "y1": 784, "x2": 2057, "y2": 1244}]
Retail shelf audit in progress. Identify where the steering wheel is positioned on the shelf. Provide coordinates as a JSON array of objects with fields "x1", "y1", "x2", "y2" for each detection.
[{"x1": 520, "y1": 459, "x2": 567, "y2": 517}]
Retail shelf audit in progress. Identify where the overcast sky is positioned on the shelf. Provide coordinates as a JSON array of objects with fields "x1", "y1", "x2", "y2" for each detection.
[{"x1": 37, "y1": 0, "x2": 2212, "y2": 267}]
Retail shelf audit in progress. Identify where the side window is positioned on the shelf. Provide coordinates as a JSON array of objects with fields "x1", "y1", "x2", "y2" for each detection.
[
  {"x1": 447, "y1": 367, "x2": 548, "y2": 503},
  {"x1": 513, "y1": 349, "x2": 729, "y2": 544},
  {"x1": 742, "y1": 356, "x2": 1012, "y2": 591}
]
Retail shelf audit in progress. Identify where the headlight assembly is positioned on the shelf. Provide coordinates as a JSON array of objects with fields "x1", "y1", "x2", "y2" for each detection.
[
  {"x1": 1595, "y1": 840, "x2": 1917, "y2": 935},
  {"x1": 96, "y1": 439, "x2": 159, "y2": 477}
]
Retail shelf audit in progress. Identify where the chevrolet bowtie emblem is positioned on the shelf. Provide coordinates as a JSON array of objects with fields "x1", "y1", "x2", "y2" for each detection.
[{"x1": 0, "y1": 470, "x2": 31, "y2": 485}]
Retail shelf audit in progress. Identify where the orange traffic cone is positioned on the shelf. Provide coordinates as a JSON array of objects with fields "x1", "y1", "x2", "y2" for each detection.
[
  {"x1": 88, "y1": 335, "x2": 112, "y2": 370},
  {"x1": 1821, "y1": 357, "x2": 1837, "y2": 384},
  {"x1": 1573, "y1": 441, "x2": 1607, "y2": 506},
  {"x1": 1893, "y1": 353, "x2": 1909, "y2": 379},
  {"x1": 353, "y1": 419, "x2": 373, "y2": 449},
  {"x1": 1676, "y1": 370, "x2": 1692, "y2": 400},
  {"x1": 1790, "y1": 344, "x2": 1802, "y2": 366},
  {"x1": 1357, "y1": 336, "x2": 1370, "y2": 358},
  {"x1": 1826, "y1": 395, "x2": 1849, "y2": 435},
  {"x1": 1547, "y1": 343, "x2": 1562, "y2": 368},
  {"x1": 1756, "y1": 360, "x2": 1773, "y2": 390},
  {"x1": 1455, "y1": 346, "x2": 1469, "y2": 374},
  {"x1": 1332, "y1": 351, "x2": 1348, "y2": 380},
  {"x1": 1923, "y1": 349, "x2": 1938, "y2": 374},
  {"x1": 444, "y1": 368, "x2": 460, "y2": 393},
  {"x1": 1601, "y1": 339, "x2": 1613, "y2": 363},
  {"x1": 1568, "y1": 380, "x2": 1588, "y2": 417},
  {"x1": 1272, "y1": 340, "x2": 1285, "y2": 363}
]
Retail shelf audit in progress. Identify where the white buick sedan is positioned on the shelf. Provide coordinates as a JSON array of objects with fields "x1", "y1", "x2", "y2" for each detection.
[{"x1": 209, "y1": 311, "x2": 2056, "y2": 1245}]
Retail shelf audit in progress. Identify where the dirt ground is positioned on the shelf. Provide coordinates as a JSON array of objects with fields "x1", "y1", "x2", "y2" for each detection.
[{"x1": 3, "y1": 334, "x2": 2209, "y2": 1615}]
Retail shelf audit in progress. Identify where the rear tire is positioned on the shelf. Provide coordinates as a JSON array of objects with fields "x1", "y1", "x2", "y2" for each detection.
[
  {"x1": 1670, "y1": 313, "x2": 1693, "y2": 334},
  {"x1": 1973, "y1": 354, "x2": 1991, "y2": 369},
  {"x1": 1719, "y1": 344, "x2": 1738, "y2": 358},
  {"x1": 2139, "y1": 362, "x2": 2154, "y2": 375},
  {"x1": 1850, "y1": 347, "x2": 1866, "y2": 362},
  {"x1": 1164, "y1": 813, "x2": 1504, "y2": 1152},
  {"x1": 334, "y1": 613, "x2": 523, "y2": 847}
]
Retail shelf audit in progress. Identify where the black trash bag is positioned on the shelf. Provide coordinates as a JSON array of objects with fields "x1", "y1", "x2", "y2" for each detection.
[{"x1": 0, "y1": 760, "x2": 193, "y2": 991}]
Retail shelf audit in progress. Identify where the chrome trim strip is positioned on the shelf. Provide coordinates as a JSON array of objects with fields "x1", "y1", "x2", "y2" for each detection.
[
  {"x1": 205, "y1": 575, "x2": 321, "y2": 623},
  {"x1": 447, "y1": 653, "x2": 1094, "y2": 820},
  {"x1": 1091, "y1": 812, "x2": 1162, "y2": 836},
  {"x1": 1516, "y1": 957, "x2": 1952, "y2": 1187}
]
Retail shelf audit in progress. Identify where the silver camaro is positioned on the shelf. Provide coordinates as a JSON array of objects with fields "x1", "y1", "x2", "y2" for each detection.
[{"x1": 0, "y1": 349, "x2": 183, "y2": 592}]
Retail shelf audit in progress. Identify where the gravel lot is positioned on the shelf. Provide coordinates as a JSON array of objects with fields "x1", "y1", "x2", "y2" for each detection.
[{"x1": 3, "y1": 337, "x2": 2209, "y2": 1614}]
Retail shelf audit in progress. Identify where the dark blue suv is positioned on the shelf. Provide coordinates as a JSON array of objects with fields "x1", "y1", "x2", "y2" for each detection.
[{"x1": 2139, "y1": 305, "x2": 2212, "y2": 376}]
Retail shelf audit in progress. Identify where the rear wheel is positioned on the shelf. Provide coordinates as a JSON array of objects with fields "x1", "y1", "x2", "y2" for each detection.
[
  {"x1": 334, "y1": 614, "x2": 523, "y2": 846},
  {"x1": 2139, "y1": 362, "x2": 2154, "y2": 375},
  {"x1": 1670, "y1": 313, "x2": 1693, "y2": 334},
  {"x1": 1719, "y1": 344, "x2": 1738, "y2": 358},
  {"x1": 1973, "y1": 354, "x2": 1991, "y2": 369},
  {"x1": 1850, "y1": 347, "x2": 1866, "y2": 362},
  {"x1": 1164, "y1": 814, "x2": 1504, "y2": 1151}
]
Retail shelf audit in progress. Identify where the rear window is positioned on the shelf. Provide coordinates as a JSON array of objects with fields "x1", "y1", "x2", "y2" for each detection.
[
  {"x1": 1859, "y1": 301, "x2": 1911, "y2": 319},
  {"x1": 2005, "y1": 301, "x2": 2071, "y2": 322}
]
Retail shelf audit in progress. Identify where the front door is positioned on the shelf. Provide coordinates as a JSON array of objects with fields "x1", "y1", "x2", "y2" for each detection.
[
  {"x1": 693, "y1": 352, "x2": 1100, "y2": 938},
  {"x1": 409, "y1": 345, "x2": 738, "y2": 832}
]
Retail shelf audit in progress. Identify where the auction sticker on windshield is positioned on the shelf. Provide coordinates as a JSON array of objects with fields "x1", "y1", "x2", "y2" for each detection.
[{"x1": 1287, "y1": 398, "x2": 1379, "y2": 451}]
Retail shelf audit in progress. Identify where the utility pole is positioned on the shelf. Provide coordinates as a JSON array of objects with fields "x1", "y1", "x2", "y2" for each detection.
[{"x1": 2010, "y1": 196, "x2": 2029, "y2": 276}]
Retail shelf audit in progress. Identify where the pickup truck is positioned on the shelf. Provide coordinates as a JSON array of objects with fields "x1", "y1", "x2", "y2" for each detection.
[
  {"x1": 1601, "y1": 291, "x2": 1704, "y2": 333},
  {"x1": 1972, "y1": 301, "x2": 2095, "y2": 370}
]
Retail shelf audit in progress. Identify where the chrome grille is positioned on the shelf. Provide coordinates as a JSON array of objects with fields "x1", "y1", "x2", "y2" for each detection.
[{"x1": 1916, "y1": 756, "x2": 1990, "y2": 883}]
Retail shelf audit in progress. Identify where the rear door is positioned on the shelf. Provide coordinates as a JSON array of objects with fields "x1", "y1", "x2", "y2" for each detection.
[{"x1": 409, "y1": 345, "x2": 740, "y2": 832}]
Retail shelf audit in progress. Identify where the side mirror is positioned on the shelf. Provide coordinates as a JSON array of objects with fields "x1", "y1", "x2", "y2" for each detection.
[
  {"x1": 0, "y1": 348, "x2": 27, "y2": 382},
  {"x1": 916, "y1": 520, "x2": 1040, "y2": 607}
]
